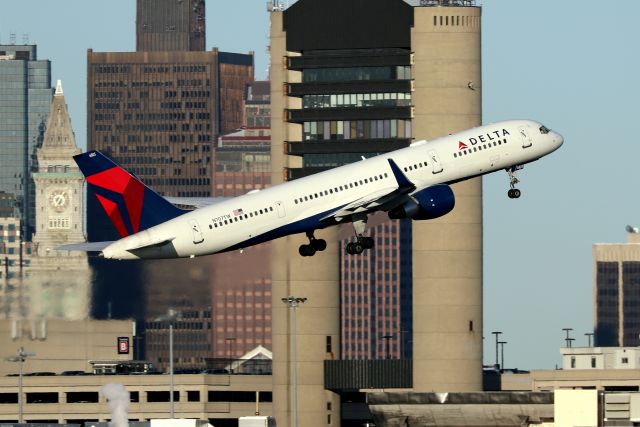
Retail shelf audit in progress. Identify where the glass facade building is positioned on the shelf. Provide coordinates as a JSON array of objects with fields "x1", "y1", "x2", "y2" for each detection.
[
  {"x1": 0, "y1": 45, "x2": 52, "y2": 239},
  {"x1": 594, "y1": 237, "x2": 640, "y2": 347}
]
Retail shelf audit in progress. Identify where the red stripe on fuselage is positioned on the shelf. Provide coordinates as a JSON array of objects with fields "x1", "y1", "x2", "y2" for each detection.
[
  {"x1": 87, "y1": 167, "x2": 145, "y2": 233},
  {"x1": 95, "y1": 194, "x2": 129, "y2": 238}
]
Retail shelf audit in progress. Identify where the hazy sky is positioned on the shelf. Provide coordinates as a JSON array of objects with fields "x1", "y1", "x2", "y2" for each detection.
[{"x1": 2, "y1": 0, "x2": 639, "y2": 370}]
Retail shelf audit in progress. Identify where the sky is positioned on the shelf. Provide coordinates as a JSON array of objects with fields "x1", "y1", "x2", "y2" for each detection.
[{"x1": 1, "y1": 0, "x2": 640, "y2": 370}]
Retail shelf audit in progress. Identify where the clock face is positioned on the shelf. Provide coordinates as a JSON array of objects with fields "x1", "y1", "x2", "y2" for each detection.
[{"x1": 49, "y1": 189, "x2": 68, "y2": 212}]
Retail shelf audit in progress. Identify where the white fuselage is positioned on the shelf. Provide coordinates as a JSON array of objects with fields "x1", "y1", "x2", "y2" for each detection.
[{"x1": 102, "y1": 119, "x2": 563, "y2": 260}]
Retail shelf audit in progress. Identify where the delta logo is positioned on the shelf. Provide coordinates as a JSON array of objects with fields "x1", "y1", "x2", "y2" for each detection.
[{"x1": 458, "y1": 128, "x2": 511, "y2": 150}]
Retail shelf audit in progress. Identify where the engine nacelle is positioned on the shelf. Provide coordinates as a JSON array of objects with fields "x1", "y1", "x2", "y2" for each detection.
[{"x1": 388, "y1": 184, "x2": 455, "y2": 220}]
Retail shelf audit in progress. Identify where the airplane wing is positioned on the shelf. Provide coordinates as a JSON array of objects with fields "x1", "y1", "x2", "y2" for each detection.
[
  {"x1": 321, "y1": 158, "x2": 416, "y2": 222},
  {"x1": 164, "y1": 196, "x2": 231, "y2": 210}
]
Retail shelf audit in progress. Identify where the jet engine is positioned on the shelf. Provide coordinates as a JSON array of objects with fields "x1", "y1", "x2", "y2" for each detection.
[{"x1": 388, "y1": 184, "x2": 455, "y2": 220}]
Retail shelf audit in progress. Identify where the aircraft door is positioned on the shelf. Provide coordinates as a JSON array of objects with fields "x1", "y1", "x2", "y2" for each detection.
[
  {"x1": 189, "y1": 219, "x2": 204, "y2": 244},
  {"x1": 428, "y1": 150, "x2": 443, "y2": 174},
  {"x1": 275, "y1": 201, "x2": 286, "y2": 218},
  {"x1": 519, "y1": 126, "x2": 533, "y2": 148}
]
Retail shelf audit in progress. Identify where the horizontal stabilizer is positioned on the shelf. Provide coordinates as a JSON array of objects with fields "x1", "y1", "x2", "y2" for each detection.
[
  {"x1": 123, "y1": 235, "x2": 176, "y2": 252},
  {"x1": 57, "y1": 241, "x2": 113, "y2": 252}
]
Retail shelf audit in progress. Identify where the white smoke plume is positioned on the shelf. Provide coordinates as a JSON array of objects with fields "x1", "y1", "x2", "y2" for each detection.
[{"x1": 102, "y1": 383, "x2": 130, "y2": 427}]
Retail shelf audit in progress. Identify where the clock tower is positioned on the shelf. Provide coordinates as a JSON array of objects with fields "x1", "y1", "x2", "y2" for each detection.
[
  {"x1": 29, "y1": 80, "x2": 90, "y2": 320},
  {"x1": 32, "y1": 80, "x2": 85, "y2": 251}
]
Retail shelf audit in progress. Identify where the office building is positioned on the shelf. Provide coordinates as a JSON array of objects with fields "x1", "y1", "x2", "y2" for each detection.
[
  {"x1": 594, "y1": 229, "x2": 640, "y2": 346},
  {"x1": 270, "y1": 0, "x2": 482, "y2": 425},
  {"x1": 87, "y1": 49, "x2": 254, "y2": 210},
  {"x1": 86, "y1": 0, "x2": 254, "y2": 322},
  {"x1": 340, "y1": 214, "x2": 413, "y2": 360},
  {"x1": 137, "y1": 0, "x2": 205, "y2": 52},
  {"x1": 209, "y1": 81, "x2": 272, "y2": 359},
  {"x1": 0, "y1": 44, "x2": 52, "y2": 239},
  {"x1": 144, "y1": 82, "x2": 272, "y2": 368}
]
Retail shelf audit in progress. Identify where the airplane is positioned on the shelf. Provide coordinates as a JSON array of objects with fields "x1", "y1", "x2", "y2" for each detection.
[{"x1": 61, "y1": 119, "x2": 563, "y2": 259}]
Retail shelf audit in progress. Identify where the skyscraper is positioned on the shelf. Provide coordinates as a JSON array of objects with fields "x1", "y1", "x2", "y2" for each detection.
[
  {"x1": 136, "y1": 0, "x2": 205, "y2": 52},
  {"x1": 0, "y1": 44, "x2": 52, "y2": 239},
  {"x1": 86, "y1": 0, "x2": 254, "y2": 322},
  {"x1": 594, "y1": 230, "x2": 640, "y2": 347}
]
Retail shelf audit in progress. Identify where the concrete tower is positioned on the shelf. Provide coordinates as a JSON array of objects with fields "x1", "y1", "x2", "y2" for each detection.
[
  {"x1": 270, "y1": 1, "x2": 482, "y2": 426},
  {"x1": 410, "y1": 4, "x2": 483, "y2": 392}
]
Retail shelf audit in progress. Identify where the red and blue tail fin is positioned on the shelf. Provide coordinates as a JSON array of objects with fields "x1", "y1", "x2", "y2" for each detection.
[{"x1": 74, "y1": 150, "x2": 186, "y2": 238}]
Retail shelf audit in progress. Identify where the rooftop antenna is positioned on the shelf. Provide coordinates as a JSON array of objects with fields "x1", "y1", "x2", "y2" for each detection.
[
  {"x1": 22, "y1": 33, "x2": 29, "y2": 45},
  {"x1": 9, "y1": 33, "x2": 16, "y2": 45},
  {"x1": 626, "y1": 225, "x2": 639, "y2": 234}
]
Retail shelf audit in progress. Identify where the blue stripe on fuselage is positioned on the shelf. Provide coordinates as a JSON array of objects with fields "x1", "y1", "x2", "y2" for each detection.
[{"x1": 221, "y1": 204, "x2": 346, "y2": 253}]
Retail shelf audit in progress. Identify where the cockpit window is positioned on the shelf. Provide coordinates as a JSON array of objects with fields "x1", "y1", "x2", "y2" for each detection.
[{"x1": 539, "y1": 125, "x2": 550, "y2": 134}]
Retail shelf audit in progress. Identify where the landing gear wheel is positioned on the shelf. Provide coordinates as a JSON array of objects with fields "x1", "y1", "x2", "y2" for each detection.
[
  {"x1": 298, "y1": 230, "x2": 326, "y2": 256},
  {"x1": 506, "y1": 166, "x2": 523, "y2": 199},
  {"x1": 346, "y1": 242, "x2": 364, "y2": 255},
  {"x1": 311, "y1": 238, "x2": 327, "y2": 251},
  {"x1": 361, "y1": 236, "x2": 375, "y2": 249},
  {"x1": 298, "y1": 244, "x2": 317, "y2": 257}
]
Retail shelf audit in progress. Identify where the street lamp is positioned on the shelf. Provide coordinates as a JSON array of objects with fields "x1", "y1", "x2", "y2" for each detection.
[
  {"x1": 562, "y1": 328, "x2": 574, "y2": 348},
  {"x1": 585, "y1": 332, "x2": 594, "y2": 347},
  {"x1": 498, "y1": 341, "x2": 507, "y2": 371},
  {"x1": 491, "y1": 331, "x2": 502, "y2": 368},
  {"x1": 225, "y1": 337, "x2": 236, "y2": 373},
  {"x1": 155, "y1": 308, "x2": 180, "y2": 419},
  {"x1": 6, "y1": 347, "x2": 35, "y2": 423},
  {"x1": 281, "y1": 296, "x2": 307, "y2": 427}
]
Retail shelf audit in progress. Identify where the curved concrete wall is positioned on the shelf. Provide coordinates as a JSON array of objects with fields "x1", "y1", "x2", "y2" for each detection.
[{"x1": 410, "y1": 6, "x2": 483, "y2": 392}]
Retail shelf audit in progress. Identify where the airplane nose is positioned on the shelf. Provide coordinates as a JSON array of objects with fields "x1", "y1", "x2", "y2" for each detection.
[{"x1": 552, "y1": 131, "x2": 564, "y2": 148}]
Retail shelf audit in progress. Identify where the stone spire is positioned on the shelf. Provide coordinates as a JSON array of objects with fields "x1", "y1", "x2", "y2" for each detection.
[{"x1": 39, "y1": 79, "x2": 80, "y2": 165}]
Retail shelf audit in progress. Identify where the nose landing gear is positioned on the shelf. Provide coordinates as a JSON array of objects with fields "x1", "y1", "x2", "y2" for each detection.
[{"x1": 506, "y1": 166, "x2": 523, "y2": 199}]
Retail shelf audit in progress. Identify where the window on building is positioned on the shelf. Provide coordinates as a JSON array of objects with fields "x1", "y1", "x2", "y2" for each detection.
[
  {"x1": 622, "y1": 357, "x2": 629, "y2": 364},
  {"x1": 591, "y1": 357, "x2": 596, "y2": 368},
  {"x1": 570, "y1": 356, "x2": 576, "y2": 368}
]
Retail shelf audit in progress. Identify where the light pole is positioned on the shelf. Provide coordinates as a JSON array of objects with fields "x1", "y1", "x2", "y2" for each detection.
[
  {"x1": 6, "y1": 347, "x2": 35, "y2": 423},
  {"x1": 562, "y1": 328, "x2": 574, "y2": 348},
  {"x1": 155, "y1": 308, "x2": 180, "y2": 419},
  {"x1": 491, "y1": 331, "x2": 502, "y2": 368},
  {"x1": 281, "y1": 296, "x2": 307, "y2": 427},
  {"x1": 226, "y1": 337, "x2": 236, "y2": 372},
  {"x1": 585, "y1": 332, "x2": 594, "y2": 347},
  {"x1": 498, "y1": 341, "x2": 507, "y2": 371}
]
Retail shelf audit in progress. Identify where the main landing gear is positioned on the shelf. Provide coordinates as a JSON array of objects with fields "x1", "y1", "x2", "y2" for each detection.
[
  {"x1": 299, "y1": 230, "x2": 327, "y2": 257},
  {"x1": 507, "y1": 166, "x2": 523, "y2": 199},
  {"x1": 345, "y1": 215, "x2": 375, "y2": 255}
]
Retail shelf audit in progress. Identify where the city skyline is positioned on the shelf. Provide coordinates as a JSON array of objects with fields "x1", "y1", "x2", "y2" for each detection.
[{"x1": 2, "y1": 0, "x2": 639, "y2": 370}]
